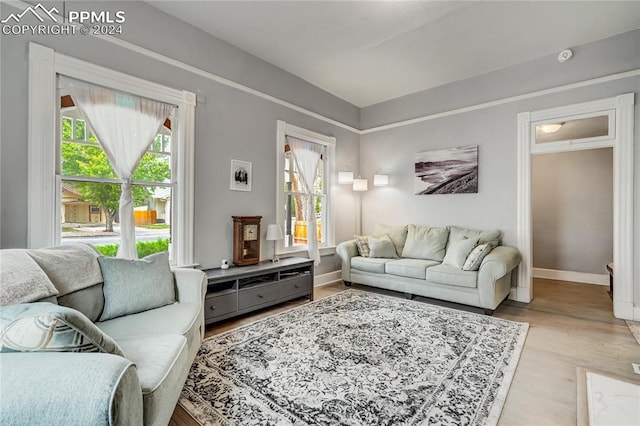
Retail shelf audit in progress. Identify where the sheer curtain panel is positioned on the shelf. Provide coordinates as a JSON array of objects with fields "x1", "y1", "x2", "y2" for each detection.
[
  {"x1": 288, "y1": 137, "x2": 322, "y2": 265},
  {"x1": 61, "y1": 76, "x2": 175, "y2": 258}
]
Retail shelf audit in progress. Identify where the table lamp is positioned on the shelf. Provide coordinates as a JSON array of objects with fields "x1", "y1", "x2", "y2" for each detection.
[{"x1": 266, "y1": 224, "x2": 284, "y2": 262}]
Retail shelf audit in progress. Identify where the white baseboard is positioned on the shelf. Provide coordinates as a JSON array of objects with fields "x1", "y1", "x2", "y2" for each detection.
[
  {"x1": 533, "y1": 268, "x2": 609, "y2": 286},
  {"x1": 314, "y1": 270, "x2": 342, "y2": 287}
]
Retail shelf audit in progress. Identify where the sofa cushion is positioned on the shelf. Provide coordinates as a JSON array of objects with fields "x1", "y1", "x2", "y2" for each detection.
[
  {"x1": 27, "y1": 244, "x2": 103, "y2": 297},
  {"x1": 0, "y1": 250, "x2": 59, "y2": 306},
  {"x1": 116, "y1": 334, "x2": 188, "y2": 425},
  {"x1": 401, "y1": 224, "x2": 450, "y2": 261},
  {"x1": 442, "y1": 237, "x2": 480, "y2": 269},
  {"x1": 368, "y1": 235, "x2": 398, "y2": 259},
  {"x1": 97, "y1": 302, "x2": 200, "y2": 339},
  {"x1": 426, "y1": 264, "x2": 478, "y2": 288},
  {"x1": 448, "y1": 226, "x2": 501, "y2": 246},
  {"x1": 373, "y1": 224, "x2": 408, "y2": 257},
  {"x1": 385, "y1": 259, "x2": 440, "y2": 279},
  {"x1": 0, "y1": 302, "x2": 125, "y2": 356},
  {"x1": 99, "y1": 252, "x2": 175, "y2": 321},
  {"x1": 463, "y1": 243, "x2": 496, "y2": 271},
  {"x1": 351, "y1": 257, "x2": 390, "y2": 274},
  {"x1": 57, "y1": 284, "x2": 105, "y2": 322},
  {"x1": 353, "y1": 235, "x2": 371, "y2": 257}
]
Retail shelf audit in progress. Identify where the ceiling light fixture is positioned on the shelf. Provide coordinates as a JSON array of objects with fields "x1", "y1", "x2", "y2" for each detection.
[{"x1": 539, "y1": 123, "x2": 563, "y2": 133}]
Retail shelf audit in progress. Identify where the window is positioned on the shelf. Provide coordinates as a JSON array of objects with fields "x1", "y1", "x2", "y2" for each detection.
[
  {"x1": 276, "y1": 121, "x2": 335, "y2": 254},
  {"x1": 59, "y1": 105, "x2": 173, "y2": 258},
  {"x1": 283, "y1": 144, "x2": 326, "y2": 248},
  {"x1": 28, "y1": 43, "x2": 196, "y2": 265}
]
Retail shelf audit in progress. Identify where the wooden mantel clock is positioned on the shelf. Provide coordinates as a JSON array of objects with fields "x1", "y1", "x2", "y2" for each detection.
[{"x1": 232, "y1": 216, "x2": 262, "y2": 266}]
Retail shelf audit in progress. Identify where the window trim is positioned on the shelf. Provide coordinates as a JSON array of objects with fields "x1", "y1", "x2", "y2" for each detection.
[
  {"x1": 28, "y1": 42, "x2": 196, "y2": 266},
  {"x1": 276, "y1": 120, "x2": 336, "y2": 255}
]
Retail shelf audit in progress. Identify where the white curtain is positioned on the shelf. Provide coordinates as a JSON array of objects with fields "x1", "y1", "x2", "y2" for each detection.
[
  {"x1": 61, "y1": 77, "x2": 175, "y2": 259},
  {"x1": 288, "y1": 137, "x2": 322, "y2": 265}
]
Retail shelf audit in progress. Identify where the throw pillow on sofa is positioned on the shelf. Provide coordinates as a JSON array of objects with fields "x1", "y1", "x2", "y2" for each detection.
[
  {"x1": 462, "y1": 243, "x2": 496, "y2": 271},
  {"x1": 448, "y1": 226, "x2": 501, "y2": 246},
  {"x1": 0, "y1": 302, "x2": 125, "y2": 356},
  {"x1": 401, "y1": 224, "x2": 450, "y2": 262},
  {"x1": 368, "y1": 235, "x2": 398, "y2": 259},
  {"x1": 442, "y1": 237, "x2": 480, "y2": 269},
  {"x1": 98, "y1": 251, "x2": 175, "y2": 321},
  {"x1": 354, "y1": 235, "x2": 371, "y2": 257},
  {"x1": 372, "y1": 224, "x2": 408, "y2": 257}
]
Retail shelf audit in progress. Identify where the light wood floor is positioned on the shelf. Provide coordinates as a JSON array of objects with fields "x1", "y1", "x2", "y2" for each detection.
[{"x1": 170, "y1": 279, "x2": 639, "y2": 426}]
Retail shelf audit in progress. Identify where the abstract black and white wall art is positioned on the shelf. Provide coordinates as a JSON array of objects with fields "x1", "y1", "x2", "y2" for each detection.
[{"x1": 415, "y1": 145, "x2": 478, "y2": 194}]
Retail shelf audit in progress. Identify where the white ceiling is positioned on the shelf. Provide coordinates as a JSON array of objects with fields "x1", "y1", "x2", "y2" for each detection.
[{"x1": 150, "y1": 1, "x2": 640, "y2": 107}]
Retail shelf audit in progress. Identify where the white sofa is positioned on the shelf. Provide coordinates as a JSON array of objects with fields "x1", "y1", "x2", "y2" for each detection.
[{"x1": 337, "y1": 225, "x2": 521, "y2": 312}]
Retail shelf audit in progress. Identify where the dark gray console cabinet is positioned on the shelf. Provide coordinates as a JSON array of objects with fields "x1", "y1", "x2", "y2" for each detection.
[{"x1": 202, "y1": 257, "x2": 314, "y2": 324}]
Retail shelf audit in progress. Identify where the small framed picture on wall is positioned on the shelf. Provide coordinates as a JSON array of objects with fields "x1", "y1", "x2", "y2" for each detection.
[{"x1": 230, "y1": 159, "x2": 252, "y2": 192}]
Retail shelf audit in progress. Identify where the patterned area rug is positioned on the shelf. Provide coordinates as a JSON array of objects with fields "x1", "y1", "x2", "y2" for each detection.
[{"x1": 180, "y1": 290, "x2": 528, "y2": 425}]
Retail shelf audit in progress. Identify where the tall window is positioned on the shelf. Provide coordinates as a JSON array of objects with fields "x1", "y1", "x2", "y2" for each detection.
[
  {"x1": 276, "y1": 121, "x2": 335, "y2": 255},
  {"x1": 28, "y1": 44, "x2": 196, "y2": 265},
  {"x1": 59, "y1": 99, "x2": 173, "y2": 258},
  {"x1": 283, "y1": 144, "x2": 326, "y2": 248}
]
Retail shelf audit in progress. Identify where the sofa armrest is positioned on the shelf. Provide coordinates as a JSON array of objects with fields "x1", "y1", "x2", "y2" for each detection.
[
  {"x1": 479, "y1": 245, "x2": 521, "y2": 280},
  {"x1": 172, "y1": 268, "x2": 207, "y2": 304},
  {"x1": 0, "y1": 352, "x2": 142, "y2": 426},
  {"x1": 336, "y1": 240, "x2": 359, "y2": 282},
  {"x1": 477, "y1": 245, "x2": 521, "y2": 310}
]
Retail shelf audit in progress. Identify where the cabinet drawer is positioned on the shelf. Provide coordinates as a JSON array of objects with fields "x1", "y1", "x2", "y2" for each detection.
[
  {"x1": 238, "y1": 285, "x2": 279, "y2": 310},
  {"x1": 205, "y1": 293, "x2": 237, "y2": 319},
  {"x1": 280, "y1": 275, "x2": 312, "y2": 299}
]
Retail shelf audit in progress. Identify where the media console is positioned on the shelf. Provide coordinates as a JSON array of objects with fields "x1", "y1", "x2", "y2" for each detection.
[{"x1": 201, "y1": 257, "x2": 314, "y2": 324}]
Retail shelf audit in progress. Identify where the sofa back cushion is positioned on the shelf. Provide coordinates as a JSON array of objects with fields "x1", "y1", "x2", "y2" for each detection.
[
  {"x1": 448, "y1": 226, "x2": 501, "y2": 246},
  {"x1": 373, "y1": 224, "x2": 408, "y2": 257},
  {"x1": 27, "y1": 244, "x2": 103, "y2": 297},
  {"x1": 98, "y1": 252, "x2": 175, "y2": 321},
  {"x1": 401, "y1": 225, "x2": 450, "y2": 261},
  {"x1": 57, "y1": 284, "x2": 105, "y2": 323}
]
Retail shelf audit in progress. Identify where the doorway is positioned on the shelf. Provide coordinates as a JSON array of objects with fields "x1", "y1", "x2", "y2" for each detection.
[
  {"x1": 514, "y1": 93, "x2": 635, "y2": 320},
  {"x1": 531, "y1": 147, "x2": 613, "y2": 292}
]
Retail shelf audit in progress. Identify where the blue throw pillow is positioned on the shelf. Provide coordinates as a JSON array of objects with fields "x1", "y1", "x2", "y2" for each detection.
[
  {"x1": 98, "y1": 252, "x2": 175, "y2": 321},
  {"x1": 0, "y1": 302, "x2": 124, "y2": 356}
]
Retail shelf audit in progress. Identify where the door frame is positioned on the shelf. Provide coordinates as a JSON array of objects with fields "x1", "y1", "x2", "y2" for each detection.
[{"x1": 515, "y1": 93, "x2": 635, "y2": 320}]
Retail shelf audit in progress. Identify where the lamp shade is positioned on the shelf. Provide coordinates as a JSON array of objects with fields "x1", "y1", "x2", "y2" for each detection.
[
  {"x1": 338, "y1": 171, "x2": 354, "y2": 184},
  {"x1": 266, "y1": 224, "x2": 284, "y2": 241},
  {"x1": 373, "y1": 174, "x2": 389, "y2": 186},
  {"x1": 353, "y1": 178, "x2": 368, "y2": 192}
]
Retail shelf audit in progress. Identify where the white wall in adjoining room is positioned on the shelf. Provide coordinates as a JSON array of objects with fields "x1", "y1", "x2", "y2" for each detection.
[{"x1": 531, "y1": 148, "x2": 613, "y2": 276}]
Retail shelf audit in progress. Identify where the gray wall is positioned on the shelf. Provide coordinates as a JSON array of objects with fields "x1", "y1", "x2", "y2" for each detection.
[
  {"x1": 0, "y1": 1, "x2": 360, "y2": 274},
  {"x1": 532, "y1": 149, "x2": 613, "y2": 275},
  {"x1": 358, "y1": 30, "x2": 639, "y2": 306}
]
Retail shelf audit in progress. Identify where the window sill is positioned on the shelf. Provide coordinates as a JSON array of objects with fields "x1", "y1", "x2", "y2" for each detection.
[{"x1": 278, "y1": 246, "x2": 336, "y2": 258}]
